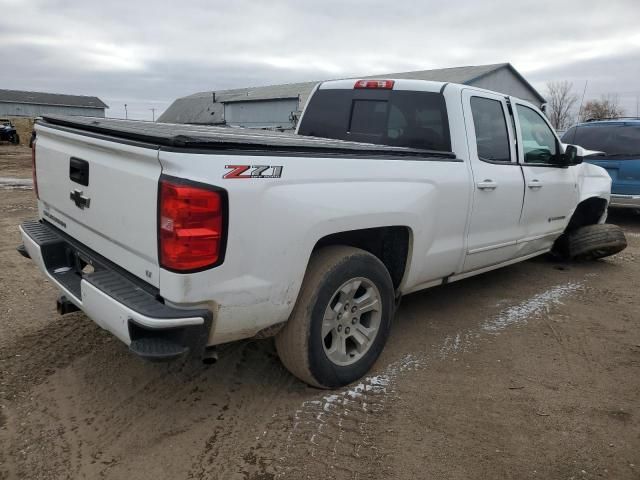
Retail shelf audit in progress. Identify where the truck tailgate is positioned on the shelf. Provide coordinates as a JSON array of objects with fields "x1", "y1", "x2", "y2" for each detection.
[{"x1": 35, "y1": 124, "x2": 161, "y2": 287}]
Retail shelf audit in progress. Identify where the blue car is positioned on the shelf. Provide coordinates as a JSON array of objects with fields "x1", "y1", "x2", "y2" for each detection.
[{"x1": 562, "y1": 119, "x2": 640, "y2": 209}]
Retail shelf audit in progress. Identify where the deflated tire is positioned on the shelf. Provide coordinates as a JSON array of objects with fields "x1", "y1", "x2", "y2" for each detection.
[{"x1": 565, "y1": 224, "x2": 627, "y2": 260}]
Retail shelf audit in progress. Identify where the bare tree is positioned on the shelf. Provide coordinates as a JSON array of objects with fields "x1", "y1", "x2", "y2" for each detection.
[
  {"x1": 545, "y1": 81, "x2": 578, "y2": 130},
  {"x1": 580, "y1": 94, "x2": 625, "y2": 121}
]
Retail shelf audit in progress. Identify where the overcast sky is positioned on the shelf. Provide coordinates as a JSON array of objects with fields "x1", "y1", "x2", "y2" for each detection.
[{"x1": 1, "y1": 0, "x2": 639, "y2": 120}]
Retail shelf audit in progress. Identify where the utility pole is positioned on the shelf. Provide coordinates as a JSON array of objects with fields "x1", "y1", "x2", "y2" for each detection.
[
  {"x1": 577, "y1": 80, "x2": 588, "y2": 122},
  {"x1": 150, "y1": 108, "x2": 156, "y2": 122},
  {"x1": 124, "y1": 104, "x2": 128, "y2": 120}
]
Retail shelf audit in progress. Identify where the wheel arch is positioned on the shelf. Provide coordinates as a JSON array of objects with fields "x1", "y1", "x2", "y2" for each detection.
[
  {"x1": 553, "y1": 196, "x2": 609, "y2": 257},
  {"x1": 565, "y1": 196, "x2": 608, "y2": 233},
  {"x1": 312, "y1": 226, "x2": 412, "y2": 291}
]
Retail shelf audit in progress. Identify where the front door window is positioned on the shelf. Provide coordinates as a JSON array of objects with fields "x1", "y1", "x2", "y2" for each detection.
[{"x1": 517, "y1": 105, "x2": 558, "y2": 165}]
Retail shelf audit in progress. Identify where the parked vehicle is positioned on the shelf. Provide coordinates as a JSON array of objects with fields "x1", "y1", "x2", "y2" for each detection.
[
  {"x1": 0, "y1": 118, "x2": 20, "y2": 144},
  {"x1": 18, "y1": 79, "x2": 626, "y2": 388},
  {"x1": 562, "y1": 119, "x2": 640, "y2": 210}
]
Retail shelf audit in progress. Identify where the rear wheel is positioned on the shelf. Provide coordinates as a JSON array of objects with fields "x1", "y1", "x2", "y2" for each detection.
[
  {"x1": 275, "y1": 246, "x2": 394, "y2": 388},
  {"x1": 564, "y1": 224, "x2": 627, "y2": 260},
  {"x1": 10, "y1": 133, "x2": 19, "y2": 145}
]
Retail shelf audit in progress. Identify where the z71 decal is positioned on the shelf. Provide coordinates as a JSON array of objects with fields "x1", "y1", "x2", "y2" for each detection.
[{"x1": 223, "y1": 165, "x2": 283, "y2": 179}]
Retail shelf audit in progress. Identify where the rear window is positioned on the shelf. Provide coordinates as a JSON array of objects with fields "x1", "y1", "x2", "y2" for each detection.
[
  {"x1": 469, "y1": 96, "x2": 511, "y2": 163},
  {"x1": 562, "y1": 123, "x2": 640, "y2": 157},
  {"x1": 350, "y1": 100, "x2": 388, "y2": 136},
  {"x1": 298, "y1": 89, "x2": 451, "y2": 151}
]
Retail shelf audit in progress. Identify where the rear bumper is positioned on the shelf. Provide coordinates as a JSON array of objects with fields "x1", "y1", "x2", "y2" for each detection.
[
  {"x1": 19, "y1": 219, "x2": 212, "y2": 361},
  {"x1": 610, "y1": 194, "x2": 640, "y2": 209}
]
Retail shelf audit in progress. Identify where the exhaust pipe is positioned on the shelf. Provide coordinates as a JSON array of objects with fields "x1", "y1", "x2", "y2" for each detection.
[
  {"x1": 56, "y1": 295, "x2": 80, "y2": 315},
  {"x1": 202, "y1": 346, "x2": 219, "y2": 365}
]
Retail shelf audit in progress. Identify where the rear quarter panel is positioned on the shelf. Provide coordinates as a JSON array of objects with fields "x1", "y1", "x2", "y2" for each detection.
[{"x1": 158, "y1": 150, "x2": 471, "y2": 344}]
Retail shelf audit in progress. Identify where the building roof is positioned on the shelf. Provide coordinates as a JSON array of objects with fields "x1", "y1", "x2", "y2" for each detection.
[
  {"x1": 159, "y1": 63, "x2": 545, "y2": 124},
  {"x1": 0, "y1": 89, "x2": 108, "y2": 109},
  {"x1": 384, "y1": 62, "x2": 510, "y2": 84}
]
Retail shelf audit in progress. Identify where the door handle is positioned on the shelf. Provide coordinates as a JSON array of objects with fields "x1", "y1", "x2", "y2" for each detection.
[
  {"x1": 527, "y1": 179, "x2": 543, "y2": 189},
  {"x1": 477, "y1": 180, "x2": 498, "y2": 190}
]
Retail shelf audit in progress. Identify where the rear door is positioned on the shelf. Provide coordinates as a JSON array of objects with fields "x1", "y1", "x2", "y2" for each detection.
[
  {"x1": 512, "y1": 100, "x2": 578, "y2": 255},
  {"x1": 35, "y1": 124, "x2": 162, "y2": 287},
  {"x1": 461, "y1": 90, "x2": 524, "y2": 271}
]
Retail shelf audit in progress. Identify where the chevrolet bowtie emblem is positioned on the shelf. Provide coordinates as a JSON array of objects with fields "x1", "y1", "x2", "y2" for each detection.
[{"x1": 70, "y1": 189, "x2": 91, "y2": 209}]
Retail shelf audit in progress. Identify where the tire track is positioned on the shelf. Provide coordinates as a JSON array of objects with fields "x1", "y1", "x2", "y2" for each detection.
[
  {"x1": 269, "y1": 280, "x2": 588, "y2": 479},
  {"x1": 186, "y1": 341, "x2": 295, "y2": 480}
]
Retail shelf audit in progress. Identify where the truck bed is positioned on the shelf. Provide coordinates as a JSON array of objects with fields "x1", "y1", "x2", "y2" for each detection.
[{"x1": 39, "y1": 115, "x2": 456, "y2": 160}]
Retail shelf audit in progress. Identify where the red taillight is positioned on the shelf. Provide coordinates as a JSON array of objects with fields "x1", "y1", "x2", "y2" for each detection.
[
  {"x1": 31, "y1": 140, "x2": 39, "y2": 199},
  {"x1": 354, "y1": 79, "x2": 395, "y2": 90},
  {"x1": 158, "y1": 178, "x2": 226, "y2": 272}
]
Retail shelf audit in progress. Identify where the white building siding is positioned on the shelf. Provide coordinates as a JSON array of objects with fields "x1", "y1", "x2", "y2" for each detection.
[
  {"x1": 0, "y1": 102, "x2": 105, "y2": 117},
  {"x1": 224, "y1": 98, "x2": 299, "y2": 128}
]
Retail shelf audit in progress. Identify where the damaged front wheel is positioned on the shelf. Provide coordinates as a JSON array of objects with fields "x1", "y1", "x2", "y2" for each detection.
[{"x1": 555, "y1": 224, "x2": 627, "y2": 261}]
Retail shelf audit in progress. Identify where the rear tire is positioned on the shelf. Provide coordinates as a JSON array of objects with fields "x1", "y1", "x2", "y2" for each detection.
[
  {"x1": 275, "y1": 246, "x2": 394, "y2": 389},
  {"x1": 565, "y1": 224, "x2": 627, "y2": 260},
  {"x1": 10, "y1": 133, "x2": 19, "y2": 145}
]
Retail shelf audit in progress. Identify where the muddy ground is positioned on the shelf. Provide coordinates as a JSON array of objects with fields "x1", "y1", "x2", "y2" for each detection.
[{"x1": 1, "y1": 145, "x2": 639, "y2": 480}]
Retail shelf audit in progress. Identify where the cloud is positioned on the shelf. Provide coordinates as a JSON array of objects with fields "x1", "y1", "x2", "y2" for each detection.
[
  {"x1": 527, "y1": 51, "x2": 640, "y2": 116},
  {"x1": 0, "y1": 0, "x2": 638, "y2": 120}
]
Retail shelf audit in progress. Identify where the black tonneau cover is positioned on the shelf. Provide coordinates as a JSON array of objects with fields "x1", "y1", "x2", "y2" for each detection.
[{"x1": 39, "y1": 115, "x2": 456, "y2": 159}]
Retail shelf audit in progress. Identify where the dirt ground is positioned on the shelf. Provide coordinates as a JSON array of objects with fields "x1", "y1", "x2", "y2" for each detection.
[{"x1": 1, "y1": 145, "x2": 639, "y2": 480}]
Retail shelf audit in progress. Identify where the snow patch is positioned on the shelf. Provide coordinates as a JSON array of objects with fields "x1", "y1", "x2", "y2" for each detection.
[
  {"x1": 483, "y1": 282, "x2": 583, "y2": 333},
  {"x1": 439, "y1": 330, "x2": 479, "y2": 358},
  {"x1": 317, "y1": 352, "x2": 425, "y2": 411}
]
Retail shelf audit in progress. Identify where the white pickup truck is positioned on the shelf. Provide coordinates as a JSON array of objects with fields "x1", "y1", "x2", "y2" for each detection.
[{"x1": 19, "y1": 78, "x2": 627, "y2": 388}]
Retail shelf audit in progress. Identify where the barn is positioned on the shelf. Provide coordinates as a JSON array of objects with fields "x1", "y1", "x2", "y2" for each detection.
[
  {"x1": 158, "y1": 63, "x2": 545, "y2": 130},
  {"x1": 0, "y1": 89, "x2": 108, "y2": 118}
]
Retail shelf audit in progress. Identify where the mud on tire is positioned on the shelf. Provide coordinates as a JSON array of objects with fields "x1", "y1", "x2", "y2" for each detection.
[
  {"x1": 275, "y1": 246, "x2": 394, "y2": 389},
  {"x1": 562, "y1": 224, "x2": 627, "y2": 260}
]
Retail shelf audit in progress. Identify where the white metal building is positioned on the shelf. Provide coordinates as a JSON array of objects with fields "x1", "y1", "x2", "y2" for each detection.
[
  {"x1": 159, "y1": 63, "x2": 545, "y2": 129},
  {"x1": 0, "y1": 89, "x2": 108, "y2": 118}
]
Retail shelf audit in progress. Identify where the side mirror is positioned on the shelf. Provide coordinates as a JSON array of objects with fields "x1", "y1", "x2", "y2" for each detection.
[{"x1": 562, "y1": 144, "x2": 583, "y2": 166}]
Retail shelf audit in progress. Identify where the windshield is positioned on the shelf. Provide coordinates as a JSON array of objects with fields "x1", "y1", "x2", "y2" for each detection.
[
  {"x1": 561, "y1": 123, "x2": 640, "y2": 157},
  {"x1": 298, "y1": 89, "x2": 451, "y2": 152}
]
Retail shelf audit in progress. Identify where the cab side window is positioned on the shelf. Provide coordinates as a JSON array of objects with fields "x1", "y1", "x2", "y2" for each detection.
[
  {"x1": 470, "y1": 97, "x2": 511, "y2": 163},
  {"x1": 516, "y1": 105, "x2": 558, "y2": 164}
]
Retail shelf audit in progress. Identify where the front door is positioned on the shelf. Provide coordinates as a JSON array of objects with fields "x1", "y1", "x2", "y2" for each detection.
[
  {"x1": 512, "y1": 100, "x2": 578, "y2": 255},
  {"x1": 462, "y1": 90, "x2": 524, "y2": 272}
]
